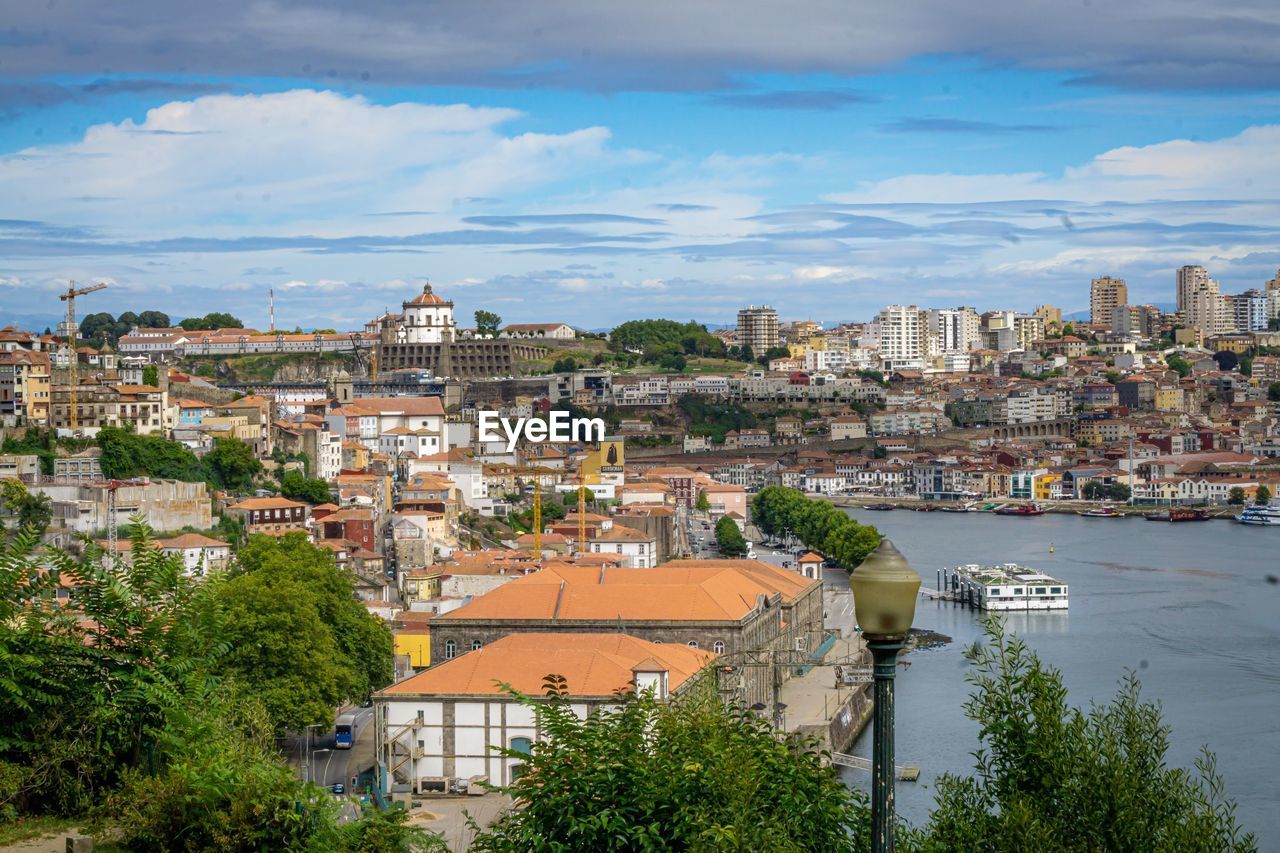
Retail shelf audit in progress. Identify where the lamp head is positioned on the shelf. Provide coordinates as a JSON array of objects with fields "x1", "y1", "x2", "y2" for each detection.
[{"x1": 849, "y1": 538, "x2": 920, "y2": 637}]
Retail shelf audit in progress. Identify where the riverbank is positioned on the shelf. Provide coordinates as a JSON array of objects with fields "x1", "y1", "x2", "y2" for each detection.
[{"x1": 827, "y1": 495, "x2": 1237, "y2": 519}]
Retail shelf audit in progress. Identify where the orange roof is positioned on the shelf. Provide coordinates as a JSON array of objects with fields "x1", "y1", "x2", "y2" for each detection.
[
  {"x1": 379, "y1": 633, "x2": 714, "y2": 698},
  {"x1": 797, "y1": 551, "x2": 824, "y2": 563},
  {"x1": 438, "y1": 561, "x2": 814, "y2": 623},
  {"x1": 594, "y1": 524, "x2": 655, "y2": 543},
  {"x1": 158, "y1": 533, "x2": 229, "y2": 550},
  {"x1": 229, "y1": 496, "x2": 308, "y2": 511},
  {"x1": 405, "y1": 285, "x2": 451, "y2": 306}
]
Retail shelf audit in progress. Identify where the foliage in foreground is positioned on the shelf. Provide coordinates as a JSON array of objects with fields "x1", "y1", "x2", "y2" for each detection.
[
  {"x1": 470, "y1": 677, "x2": 870, "y2": 852},
  {"x1": 911, "y1": 618, "x2": 1256, "y2": 852},
  {"x1": 0, "y1": 521, "x2": 426, "y2": 850},
  {"x1": 751, "y1": 485, "x2": 882, "y2": 568}
]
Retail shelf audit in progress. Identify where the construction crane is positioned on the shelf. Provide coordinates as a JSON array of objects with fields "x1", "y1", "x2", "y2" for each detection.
[
  {"x1": 105, "y1": 478, "x2": 147, "y2": 556},
  {"x1": 59, "y1": 281, "x2": 107, "y2": 433},
  {"x1": 532, "y1": 486, "x2": 542, "y2": 555},
  {"x1": 578, "y1": 485, "x2": 587, "y2": 553}
]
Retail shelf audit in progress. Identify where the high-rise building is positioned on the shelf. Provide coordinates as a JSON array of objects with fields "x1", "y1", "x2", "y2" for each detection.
[
  {"x1": 1228, "y1": 290, "x2": 1268, "y2": 332},
  {"x1": 875, "y1": 305, "x2": 927, "y2": 370},
  {"x1": 1013, "y1": 315, "x2": 1045, "y2": 351},
  {"x1": 1176, "y1": 265, "x2": 1231, "y2": 334},
  {"x1": 1090, "y1": 276, "x2": 1128, "y2": 327},
  {"x1": 927, "y1": 307, "x2": 981, "y2": 354},
  {"x1": 736, "y1": 305, "x2": 780, "y2": 355},
  {"x1": 1266, "y1": 270, "x2": 1280, "y2": 323},
  {"x1": 1112, "y1": 304, "x2": 1161, "y2": 338}
]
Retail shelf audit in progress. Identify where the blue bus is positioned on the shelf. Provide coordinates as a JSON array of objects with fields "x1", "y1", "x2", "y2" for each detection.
[{"x1": 335, "y1": 713, "x2": 356, "y2": 749}]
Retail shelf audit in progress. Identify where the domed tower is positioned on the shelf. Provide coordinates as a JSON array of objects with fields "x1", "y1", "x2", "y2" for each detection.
[{"x1": 401, "y1": 282, "x2": 455, "y2": 344}]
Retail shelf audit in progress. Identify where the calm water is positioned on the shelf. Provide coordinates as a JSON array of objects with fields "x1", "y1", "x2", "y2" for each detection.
[{"x1": 837, "y1": 511, "x2": 1280, "y2": 846}]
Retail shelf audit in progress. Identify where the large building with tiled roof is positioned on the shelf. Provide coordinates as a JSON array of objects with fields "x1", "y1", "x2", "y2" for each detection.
[
  {"x1": 429, "y1": 561, "x2": 822, "y2": 706},
  {"x1": 376, "y1": 632, "x2": 714, "y2": 788}
]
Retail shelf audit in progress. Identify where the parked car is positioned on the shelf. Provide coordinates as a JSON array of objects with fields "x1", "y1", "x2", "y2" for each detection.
[{"x1": 332, "y1": 783, "x2": 346, "y2": 795}]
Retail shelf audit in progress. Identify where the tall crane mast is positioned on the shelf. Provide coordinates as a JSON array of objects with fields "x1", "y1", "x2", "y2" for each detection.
[{"x1": 59, "y1": 281, "x2": 108, "y2": 433}]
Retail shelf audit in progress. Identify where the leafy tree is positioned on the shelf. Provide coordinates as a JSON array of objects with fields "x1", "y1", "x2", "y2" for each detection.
[
  {"x1": 97, "y1": 426, "x2": 205, "y2": 482},
  {"x1": 1082, "y1": 480, "x2": 1105, "y2": 501},
  {"x1": 217, "y1": 534, "x2": 393, "y2": 729},
  {"x1": 1103, "y1": 370, "x2": 1123, "y2": 385},
  {"x1": 677, "y1": 394, "x2": 757, "y2": 444},
  {"x1": 471, "y1": 680, "x2": 870, "y2": 852},
  {"x1": 0, "y1": 479, "x2": 53, "y2": 538},
  {"x1": 179, "y1": 312, "x2": 244, "y2": 332},
  {"x1": 914, "y1": 619, "x2": 1255, "y2": 851},
  {"x1": 751, "y1": 486, "x2": 882, "y2": 569},
  {"x1": 1213, "y1": 350, "x2": 1240, "y2": 372},
  {"x1": 1268, "y1": 381, "x2": 1280, "y2": 402},
  {"x1": 1061, "y1": 322, "x2": 1074, "y2": 337},
  {"x1": 1166, "y1": 354, "x2": 1192, "y2": 377},
  {"x1": 695, "y1": 490, "x2": 711, "y2": 513},
  {"x1": 714, "y1": 515, "x2": 748, "y2": 557},
  {"x1": 608, "y1": 319, "x2": 722, "y2": 358},
  {"x1": 204, "y1": 437, "x2": 263, "y2": 491},
  {"x1": 137, "y1": 310, "x2": 171, "y2": 329},
  {"x1": 759, "y1": 345, "x2": 792, "y2": 365},
  {"x1": 738, "y1": 343, "x2": 755, "y2": 363},
  {"x1": 1228, "y1": 487, "x2": 1246, "y2": 505},
  {"x1": 551, "y1": 356, "x2": 578, "y2": 373},
  {"x1": 1108, "y1": 482, "x2": 1132, "y2": 502},
  {"x1": 279, "y1": 470, "x2": 332, "y2": 505},
  {"x1": 141, "y1": 363, "x2": 159, "y2": 387},
  {"x1": 474, "y1": 309, "x2": 503, "y2": 337},
  {"x1": 1255, "y1": 485, "x2": 1272, "y2": 505}
]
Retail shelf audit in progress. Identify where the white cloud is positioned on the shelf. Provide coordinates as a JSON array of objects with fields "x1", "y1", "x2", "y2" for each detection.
[
  {"x1": 832, "y1": 125, "x2": 1280, "y2": 205},
  {"x1": 792, "y1": 265, "x2": 869, "y2": 282},
  {"x1": 0, "y1": 89, "x2": 621, "y2": 234},
  {"x1": 558, "y1": 277, "x2": 594, "y2": 292}
]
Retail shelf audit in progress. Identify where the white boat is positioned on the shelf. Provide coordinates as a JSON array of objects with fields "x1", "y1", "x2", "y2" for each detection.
[
  {"x1": 946, "y1": 563, "x2": 1068, "y2": 611},
  {"x1": 1236, "y1": 500, "x2": 1280, "y2": 526}
]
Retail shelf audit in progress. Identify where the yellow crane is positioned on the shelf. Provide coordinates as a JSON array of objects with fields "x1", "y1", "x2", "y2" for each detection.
[
  {"x1": 532, "y1": 486, "x2": 542, "y2": 555},
  {"x1": 578, "y1": 485, "x2": 586, "y2": 553},
  {"x1": 59, "y1": 281, "x2": 107, "y2": 432}
]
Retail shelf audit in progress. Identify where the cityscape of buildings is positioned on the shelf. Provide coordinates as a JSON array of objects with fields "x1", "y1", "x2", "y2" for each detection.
[{"x1": 2, "y1": 261, "x2": 1279, "y2": 816}]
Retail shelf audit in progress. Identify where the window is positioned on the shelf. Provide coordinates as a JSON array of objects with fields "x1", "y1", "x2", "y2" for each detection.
[
  {"x1": 990, "y1": 588, "x2": 1001, "y2": 596},
  {"x1": 1035, "y1": 587, "x2": 1046, "y2": 595},
  {"x1": 444, "y1": 640, "x2": 456, "y2": 660},
  {"x1": 1013, "y1": 588, "x2": 1024, "y2": 595},
  {"x1": 712, "y1": 640, "x2": 725, "y2": 654},
  {"x1": 470, "y1": 640, "x2": 482, "y2": 651},
  {"x1": 687, "y1": 640, "x2": 699, "y2": 649},
  {"x1": 510, "y1": 736, "x2": 532, "y2": 755},
  {"x1": 1051, "y1": 587, "x2": 1061, "y2": 594}
]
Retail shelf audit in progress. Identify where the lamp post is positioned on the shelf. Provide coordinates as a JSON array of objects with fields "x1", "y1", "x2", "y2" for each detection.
[{"x1": 849, "y1": 539, "x2": 921, "y2": 853}]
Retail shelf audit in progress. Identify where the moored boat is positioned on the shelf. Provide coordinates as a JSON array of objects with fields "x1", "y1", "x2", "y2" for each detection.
[
  {"x1": 864, "y1": 503, "x2": 896, "y2": 511},
  {"x1": 1236, "y1": 500, "x2": 1280, "y2": 526},
  {"x1": 1079, "y1": 505, "x2": 1121, "y2": 518},
  {"x1": 1144, "y1": 508, "x2": 1212, "y2": 522},
  {"x1": 994, "y1": 503, "x2": 1046, "y2": 516}
]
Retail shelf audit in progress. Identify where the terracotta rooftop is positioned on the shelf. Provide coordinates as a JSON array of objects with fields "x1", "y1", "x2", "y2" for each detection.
[
  {"x1": 438, "y1": 560, "x2": 814, "y2": 623},
  {"x1": 229, "y1": 496, "x2": 308, "y2": 511},
  {"x1": 379, "y1": 632, "x2": 714, "y2": 698}
]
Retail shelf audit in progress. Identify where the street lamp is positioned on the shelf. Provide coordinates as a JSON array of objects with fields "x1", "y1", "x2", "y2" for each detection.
[{"x1": 849, "y1": 539, "x2": 921, "y2": 853}]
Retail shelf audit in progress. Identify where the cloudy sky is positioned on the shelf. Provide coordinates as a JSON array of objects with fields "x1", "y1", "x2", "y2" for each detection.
[{"x1": 3, "y1": 1, "x2": 1280, "y2": 330}]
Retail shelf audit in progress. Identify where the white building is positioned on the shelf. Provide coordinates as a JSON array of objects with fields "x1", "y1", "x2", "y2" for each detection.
[
  {"x1": 874, "y1": 305, "x2": 927, "y2": 370},
  {"x1": 736, "y1": 305, "x2": 780, "y2": 354},
  {"x1": 1229, "y1": 289, "x2": 1268, "y2": 332},
  {"x1": 376, "y1": 633, "x2": 713, "y2": 788},
  {"x1": 588, "y1": 523, "x2": 658, "y2": 568},
  {"x1": 400, "y1": 283, "x2": 456, "y2": 344},
  {"x1": 158, "y1": 533, "x2": 232, "y2": 575},
  {"x1": 927, "y1": 307, "x2": 981, "y2": 354}
]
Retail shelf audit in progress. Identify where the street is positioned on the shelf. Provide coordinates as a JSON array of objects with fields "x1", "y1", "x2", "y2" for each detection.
[{"x1": 282, "y1": 705, "x2": 376, "y2": 792}]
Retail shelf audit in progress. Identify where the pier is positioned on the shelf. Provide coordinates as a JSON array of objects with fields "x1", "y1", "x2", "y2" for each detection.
[
  {"x1": 830, "y1": 752, "x2": 920, "y2": 782},
  {"x1": 928, "y1": 564, "x2": 1068, "y2": 611}
]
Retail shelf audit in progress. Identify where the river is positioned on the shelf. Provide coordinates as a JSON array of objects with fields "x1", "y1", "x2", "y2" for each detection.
[{"x1": 834, "y1": 510, "x2": 1280, "y2": 846}]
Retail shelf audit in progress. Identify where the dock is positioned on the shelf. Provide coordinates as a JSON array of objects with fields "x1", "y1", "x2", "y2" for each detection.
[{"x1": 830, "y1": 752, "x2": 920, "y2": 782}]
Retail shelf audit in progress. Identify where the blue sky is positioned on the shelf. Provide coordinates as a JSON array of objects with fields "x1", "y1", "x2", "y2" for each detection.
[{"x1": 2, "y1": 1, "x2": 1279, "y2": 331}]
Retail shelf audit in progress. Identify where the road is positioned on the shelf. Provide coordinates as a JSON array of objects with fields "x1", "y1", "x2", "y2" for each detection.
[{"x1": 283, "y1": 706, "x2": 376, "y2": 793}]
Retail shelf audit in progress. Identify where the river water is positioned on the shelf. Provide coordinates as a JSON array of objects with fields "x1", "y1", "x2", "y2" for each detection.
[{"x1": 835, "y1": 510, "x2": 1280, "y2": 846}]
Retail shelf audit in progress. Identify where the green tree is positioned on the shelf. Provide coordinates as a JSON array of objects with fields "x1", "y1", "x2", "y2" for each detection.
[
  {"x1": 1228, "y1": 487, "x2": 1246, "y2": 505},
  {"x1": 204, "y1": 437, "x2": 263, "y2": 492},
  {"x1": 1108, "y1": 482, "x2": 1132, "y2": 502},
  {"x1": 915, "y1": 619, "x2": 1255, "y2": 851},
  {"x1": 279, "y1": 470, "x2": 332, "y2": 505},
  {"x1": 137, "y1": 310, "x2": 171, "y2": 329},
  {"x1": 216, "y1": 534, "x2": 393, "y2": 729},
  {"x1": 97, "y1": 426, "x2": 205, "y2": 482},
  {"x1": 1267, "y1": 381, "x2": 1280, "y2": 402},
  {"x1": 1061, "y1": 322, "x2": 1074, "y2": 337},
  {"x1": 471, "y1": 679, "x2": 869, "y2": 852},
  {"x1": 0, "y1": 479, "x2": 53, "y2": 538},
  {"x1": 1082, "y1": 480, "x2": 1105, "y2": 501},
  {"x1": 1166, "y1": 354, "x2": 1192, "y2": 377},
  {"x1": 695, "y1": 490, "x2": 711, "y2": 513},
  {"x1": 474, "y1": 310, "x2": 503, "y2": 337},
  {"x1": 179, "y1": 312, "x2": 244, "y2": 332},
  {"x1": 1255, "y1": 485, "x2": 1272, "y2": 505},
  {"x1": 1214, "y1": 350, "x2": 1240, "y2": 372},
  {"x1": 759, "y1": 345, "x2": 792, "y2": 365},
  {"x1": 141, "y1": 363, "x2": 159, "y2": 386},
  {"x1": 751, "y1": 486, "x2": 882, "y2": 569},
  {"x1": 714, "y1": 515, "x2": 748, "y2": 557}
]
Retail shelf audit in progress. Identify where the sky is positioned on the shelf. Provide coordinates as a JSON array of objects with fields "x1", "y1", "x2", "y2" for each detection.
[{"x1": 2, "y1": 1, "x2": 1280, "y2": 331}]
